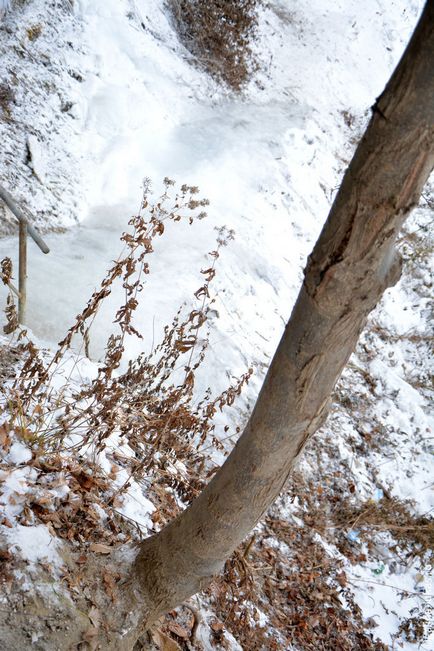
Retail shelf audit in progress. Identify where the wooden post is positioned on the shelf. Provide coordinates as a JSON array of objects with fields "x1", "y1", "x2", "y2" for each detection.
[
  {"x1": 18, "y1": 221, "x2": 27, "y2": 324},
  {"x1": 0, "y1": 184, "x2": 50, "y2": 327}
]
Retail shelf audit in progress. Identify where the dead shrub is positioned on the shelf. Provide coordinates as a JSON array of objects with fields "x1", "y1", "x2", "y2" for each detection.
[
  {"x1": 26, "y1": 23, "x2": 42, "y2": 41},
  {"x1": 0, "y1": 82, "x2": 14, "y2": 119},
  {"x1": 395, "y1": 607, "x2": 434, "y2": 645},
  {"x1": 1, "y1": 257, "x2": 19, "y2": 334},
  {"x1": 1, "y1": 178, "x2": 252, "y2": 542},
  {"x1": 168, "y1": 0, "x2": 262, "y2": 90}
]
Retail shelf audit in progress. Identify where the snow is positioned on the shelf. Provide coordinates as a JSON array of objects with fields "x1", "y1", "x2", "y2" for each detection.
[
  {"x1": 349, "y1": 552, "x2": 433, "y2": 648},
  {"x1": 113, "y1": 468, "x2": 156, "y2": 531},
  {"x1": 7, "y1": 440, "x2": 32, "y2": 464},
  {"x1": 5, "y1": 523, "x2": 62, "y2": 566},
  {"x1": 0, "y1": 0, "x2": 433, "y2": 648},
  {"x1": 0, "y1": 0, "x2": 424, "y2": 399},
  {"x1": 26, "y1": 135, "x2": 48, "y2": 185},
  {"x1": 194, "y1": 605, "x2": 244, "y2": 651}
]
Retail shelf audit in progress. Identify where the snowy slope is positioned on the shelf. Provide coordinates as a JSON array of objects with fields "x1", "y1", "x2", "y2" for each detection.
[{"x1": 0, "y1": 0, "x2": 425, "y2": 395}]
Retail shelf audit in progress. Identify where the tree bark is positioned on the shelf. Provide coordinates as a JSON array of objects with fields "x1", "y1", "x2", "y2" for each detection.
[{"x1": 132, "y1": 0, "x2": 434, "y2": 632}]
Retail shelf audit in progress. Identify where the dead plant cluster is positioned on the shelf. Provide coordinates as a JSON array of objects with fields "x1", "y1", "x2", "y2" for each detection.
[
  {"x1": 0, "y1": 82, "x2": 14, "y2": 119},
  {"x1": 296, "y1": 463, "x2": 434, "y2": 571},
  {"x1": 333, "y1": 497, "x2": 434, "y2": 565},
  {"x1": 1, "y1": 179, "x2": 252, "y2": 546},
  {"x1": 192, "y1": 432, "x2": 432, "y2": 650},
  {"x1": 155, "y1": 412, "x2": 432, "y2": 650},
  {"x1": 396, "y1": 605, "x2": 434, "y2": 645},
  {"x1": 203, "y1": 515, "x2": 387, "y2": 651},
  {"x1": 1, "y1": 256, "x2": 18, "y2": 334},
  {"x1": 168, "y1": 0, "x2": 262, "y2": 90}
]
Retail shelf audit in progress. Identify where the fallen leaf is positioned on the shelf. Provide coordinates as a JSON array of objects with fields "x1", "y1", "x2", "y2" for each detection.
[
  {"x1": 0, "y1": 549, "x2": 12, "y2": 561},
  {"x1": 89, "y1": 543, "x2": 112, "y2": 554},
  {"x1": 103, "y1": 570, "x2": 117, "y2": 602},
  {"x1": 111, "y1": 495, "x2": 123, "y2": 508},
  {"x1": 336, "y1": 571, "x2": 347, "y2": 587},
  {"x1": 8, "y1": 492, "x2": 26, "y2": 505},
  {"x1": 88, "y1": 606, "x2": 101, "y2": 629},
  {"x1": 211, "y1": 621, "x2": 224, "y2": 633},
  {"x1": 0, "y1": 423, "x2": 10, "y2": 450},
  {"x1": 167, "y1": 622, "x2": 189, "y2": 639},
  {"x1": 152, "y1": 629, "x2": 182, "y2": 651},
  {"x1": 36, "y1": 495, "x2": 53, "y2": 506}
]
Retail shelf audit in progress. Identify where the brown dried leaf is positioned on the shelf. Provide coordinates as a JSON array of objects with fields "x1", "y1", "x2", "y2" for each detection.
[
  {"x1": 211, "y1": 621, "x2": 224, "y2": 633},
  {"x1": 8, "y1": 492, "x2": 26, "y2": 505},
  {"x1": 0, "y1": 257, "x2": 13, "y2": 285},
  {"x1": 102, "y1": 570, "x2": 118, "y2": 602},
  {"x1": 152, "y1": 629, "x2": 182, "y2": 651},
  {"x1": 0, "y1": 423, "x2": 11, "y2": 450},
  {"x1": 88, "y1": 606, "x2": 101, "y2": 629},
  {"x1": 89, "y1": 542, "x2": 112, "y2": 554},
  {"x1": 336, "y1": 571, "x2": 347, "y2": 587},
  {"x1": 0, "y1": 548, "x2": 12, "y2": 561},
  {"x1": 174, "y1": 338, "x2": 196, "y2": 352},
  {"x1": 167, "y1": 622, "x2": 190, "y2": 639}
]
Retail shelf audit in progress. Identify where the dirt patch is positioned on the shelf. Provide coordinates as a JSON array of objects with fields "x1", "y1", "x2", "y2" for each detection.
[{"x1": 0, "y1": 342, "x2": 21, "y2": 384}]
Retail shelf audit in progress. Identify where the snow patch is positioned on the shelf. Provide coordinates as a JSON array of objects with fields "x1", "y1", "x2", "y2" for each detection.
[
  {"x1": 7, "y1": 440, "x2": 32, "y2": 465},
  {"x1": 5, "y1": 524, "x2": 63, "y2": 566}
]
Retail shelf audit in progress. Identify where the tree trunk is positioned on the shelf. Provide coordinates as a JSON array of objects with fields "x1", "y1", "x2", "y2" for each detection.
[{"x1": 133, "y1": 0, "x2": 434, "y2": 632}]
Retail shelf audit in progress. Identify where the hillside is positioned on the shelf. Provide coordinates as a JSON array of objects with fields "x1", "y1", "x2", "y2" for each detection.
[{"x1": 0, "y1": 1, "x2": 433, "y2": 649}]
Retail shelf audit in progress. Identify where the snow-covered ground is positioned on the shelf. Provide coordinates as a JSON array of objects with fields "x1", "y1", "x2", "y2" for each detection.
[
  {"x1": 0, "y1": 0, "x2": 424, "y2": 389},
  {"x1": 0, "y1": 0, "x2": 432, "y2": 649}
]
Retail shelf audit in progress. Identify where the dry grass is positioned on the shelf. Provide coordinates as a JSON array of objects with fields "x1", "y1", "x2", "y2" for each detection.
[
  {"x1": 1, "y1": 179, "x2": 252, "y2": 544},
  {"x1": 0, "y1": 82, "x2": 14, "y2": 119},
  {"x1": 26, "y1": 24, "x2": 42, "y2": 41},
  {"x1": 168, "y1": 0, "x2": 262, "y2": 90}
]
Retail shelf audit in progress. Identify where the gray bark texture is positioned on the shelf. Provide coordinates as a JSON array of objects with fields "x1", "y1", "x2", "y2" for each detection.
[{"x1": 1, "y1": 2, "x2": 433, "y2": 649}]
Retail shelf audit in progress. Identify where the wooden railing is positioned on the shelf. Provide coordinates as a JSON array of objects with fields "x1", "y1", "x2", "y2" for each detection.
[{"x1": 0, "y1": 184, "x2": 50, "y2": 324}]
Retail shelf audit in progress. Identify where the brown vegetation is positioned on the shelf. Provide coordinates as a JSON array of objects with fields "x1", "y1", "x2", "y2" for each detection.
[{"x1": 168, "y1": 0, "x2": 261, "y2": 89}]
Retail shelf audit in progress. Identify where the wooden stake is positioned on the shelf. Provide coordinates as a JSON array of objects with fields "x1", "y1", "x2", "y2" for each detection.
[{"x1": 18, "y1": 221, "x2": 27, "y2": 324}]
